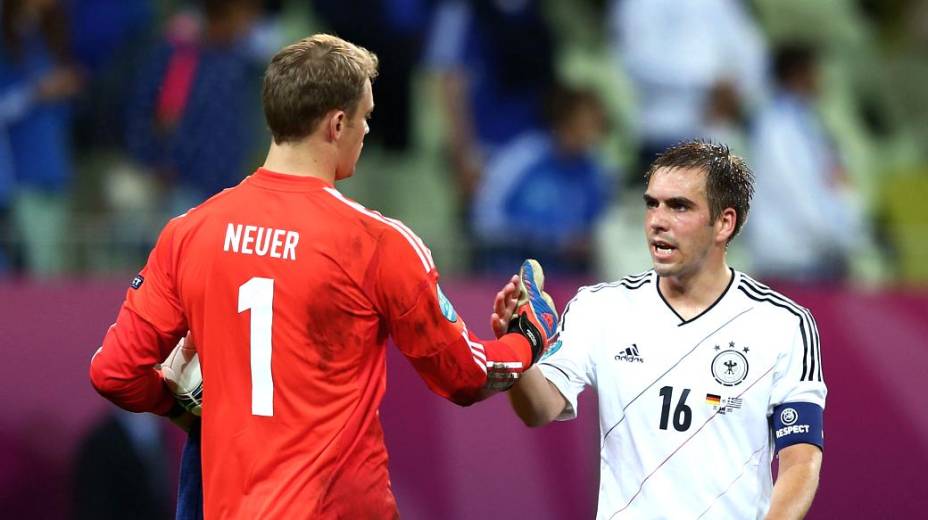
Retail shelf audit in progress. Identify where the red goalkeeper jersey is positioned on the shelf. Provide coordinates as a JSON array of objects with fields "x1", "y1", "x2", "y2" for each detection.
[{"x1": 90, "y1": 168, "x2": 532, "y2": 519}]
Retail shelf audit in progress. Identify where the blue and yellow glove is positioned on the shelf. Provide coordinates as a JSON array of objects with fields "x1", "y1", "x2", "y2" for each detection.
[{"x1": 508, "y1": 259, "x2": 559, "y2": 365}]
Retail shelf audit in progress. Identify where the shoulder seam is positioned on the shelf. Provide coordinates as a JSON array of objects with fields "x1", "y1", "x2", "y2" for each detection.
[
  {"x1": 587, "y1": 270, "x2": 654, "y2": 293},
  {"x1": 737, "y1": 280, "x2": 821, "y2": 382},
  {"x1": 322, "y1": 187, "x2": 435, "y2": 273},
  {"x1": 739, "y1": 274, "x2": 812, "y2": 311}
]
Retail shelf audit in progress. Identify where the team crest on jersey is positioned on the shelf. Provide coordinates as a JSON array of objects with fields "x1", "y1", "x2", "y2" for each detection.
[
  {"x1": 436, "y1": 285, "x2": 458, "y2": 322},
  {"x1": 711, "y1": 341, "x2": 750, "y2": 386}
]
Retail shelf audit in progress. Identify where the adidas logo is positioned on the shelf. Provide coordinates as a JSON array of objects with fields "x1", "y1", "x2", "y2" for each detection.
[
  {"x1": 542, "y1": 312, "x2": 555, "y2": 331},
  {"x1": 615, "y1": 344, "x2": 644, "y2": 363}
]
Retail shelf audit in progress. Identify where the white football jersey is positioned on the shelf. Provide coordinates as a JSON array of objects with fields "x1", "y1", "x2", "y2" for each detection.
[{"x1": 538, "y1": 269, "x2": 826, "y2": 519}]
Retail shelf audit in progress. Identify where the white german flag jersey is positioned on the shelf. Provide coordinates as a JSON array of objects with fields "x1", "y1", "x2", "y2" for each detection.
[{"x1": 538, "y1": 269, "x2": 826, "y2": 519}]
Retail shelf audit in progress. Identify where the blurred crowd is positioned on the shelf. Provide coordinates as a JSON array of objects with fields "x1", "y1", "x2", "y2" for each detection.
[{"x1": 2, "y1": 0, "x2": 928, "y2": 286}]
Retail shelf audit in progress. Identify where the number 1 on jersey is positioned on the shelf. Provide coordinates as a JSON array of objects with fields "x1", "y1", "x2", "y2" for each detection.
[{"x1": 238, "y1": 277, "x2": 274, "y2": 416}]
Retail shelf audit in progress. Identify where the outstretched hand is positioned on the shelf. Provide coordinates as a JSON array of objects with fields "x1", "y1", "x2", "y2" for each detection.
[{"x1": 491, "y1": 274, "x2": 520, "y2": 338}]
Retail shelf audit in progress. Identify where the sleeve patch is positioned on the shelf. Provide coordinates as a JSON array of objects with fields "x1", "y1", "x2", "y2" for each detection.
[
  {"x1": 130, "y1": 274, "x2": 145, "y2": 290},
  {"x1": 436, "y1": 284, "x2": 458, "y2": 323}
]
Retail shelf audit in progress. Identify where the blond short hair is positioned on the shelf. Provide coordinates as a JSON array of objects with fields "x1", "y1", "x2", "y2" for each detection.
[{"x1": 262, "y1": 34, "x2": 379, "y2": 144}]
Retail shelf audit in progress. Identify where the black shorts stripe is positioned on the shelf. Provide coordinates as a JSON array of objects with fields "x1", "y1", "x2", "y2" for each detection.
[{"x1": 738, "y1": 279, "x2": 820, "y2": 382}]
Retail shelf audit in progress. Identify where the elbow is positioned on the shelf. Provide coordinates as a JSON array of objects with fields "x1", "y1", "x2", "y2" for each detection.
[
  {"x1": 517, "y1": 409, "x2": 555, "y2": 428},
  {"x1": 449, "y1": 394, "x2": 479, "y2": 407},
  {"x1": 88, "y1": 349, "x2": 135, "y2": 408},
  {"x1": 510, "y1": 396, "x2": 556, "y2": 428},
  {"x1": 520, "y1": 415, "x2": 550, "y2": 428},
  {"x1": 89, "y1": 353, "x2": 117, "y2": 400}
]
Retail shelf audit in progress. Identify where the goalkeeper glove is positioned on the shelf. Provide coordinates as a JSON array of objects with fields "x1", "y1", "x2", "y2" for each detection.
[
  {"x1": 508, "y1": 259, "x2": 559, "y2": 364},
  {"x1": 161, "y1": 336, "x2": 203, "y2": 416}
]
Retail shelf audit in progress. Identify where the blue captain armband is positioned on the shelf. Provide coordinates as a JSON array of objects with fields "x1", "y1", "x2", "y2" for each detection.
[{"x1": 771, "y1": 402, "x2": 824, "y2": 453}]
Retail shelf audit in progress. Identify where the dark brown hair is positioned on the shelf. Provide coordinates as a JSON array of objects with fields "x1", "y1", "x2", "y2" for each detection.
[
  {"x1": 645, "y1": 141, "x2": 755, "y2": 241},
  {"x1": 262, "y1": 34, "x2": 379, "y2": 144}
]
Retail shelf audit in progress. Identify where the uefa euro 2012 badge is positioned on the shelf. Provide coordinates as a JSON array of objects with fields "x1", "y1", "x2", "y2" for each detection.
[
  {"x1": 711, "y1": 340, "x2": 750, "y2": 386},
  {"x1": 436, "y1": 285, "x2": 458, "y2": 323}
]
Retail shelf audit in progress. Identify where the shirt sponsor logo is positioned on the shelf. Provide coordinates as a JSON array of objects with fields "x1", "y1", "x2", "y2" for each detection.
[
  {"x1": 615, "y1": 343, "x2": 644, "y2": 363},
  {"x1": 130, "y1": 274, "x2": 144, "y2": 290}
]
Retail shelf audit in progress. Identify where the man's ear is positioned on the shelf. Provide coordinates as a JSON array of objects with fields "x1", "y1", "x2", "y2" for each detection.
[
  {"x1": 716, "y1": 207, "x2": 737, "y2": 244},
  {"x1": 326, "y1": 110, "x2": 346, "y2": 141}
]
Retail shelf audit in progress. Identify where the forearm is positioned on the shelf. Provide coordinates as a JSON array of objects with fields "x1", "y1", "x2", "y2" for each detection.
[
  {"x1": 508, "y1": 366, "x2": 566, "y2": 427},
  {"x1": 89, "y1": 306, "x2": 179, "y2": 415},
  {"x1": 765, "y1": 447, "x2": 822, "y2": 520},
  {"x1": 408, "y1": 331, "x2": 533, "y2": 405}
]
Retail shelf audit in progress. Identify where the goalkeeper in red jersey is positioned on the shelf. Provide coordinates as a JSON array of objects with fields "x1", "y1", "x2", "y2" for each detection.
[{"x1": 89, "y1": 34, "x2": 558, "y2": 519}]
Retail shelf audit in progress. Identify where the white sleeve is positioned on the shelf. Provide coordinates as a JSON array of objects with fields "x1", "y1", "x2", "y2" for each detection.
[
  {"x1": 537, "y1": 288, "x2": 597, "y2": 421},
  {"x1": 768, "y1": 309, "x2": 827, "y2": 414}
]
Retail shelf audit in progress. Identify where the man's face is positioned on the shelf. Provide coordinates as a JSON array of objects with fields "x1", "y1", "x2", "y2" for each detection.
[
  {"x1": 643, "y1": 166, "x2": 718, "y2": 279},
  {"x1": 334, "y1": 79, "x2": 373, "y2": 180}
]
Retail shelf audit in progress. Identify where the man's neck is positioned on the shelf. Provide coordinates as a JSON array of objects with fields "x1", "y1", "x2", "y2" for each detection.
[
  {"x1": 263, "y1": 141, "x2": 336, "y2": 184},
  {"x1": 658, "y1": 262, "x2": 733, "y2": 321}
]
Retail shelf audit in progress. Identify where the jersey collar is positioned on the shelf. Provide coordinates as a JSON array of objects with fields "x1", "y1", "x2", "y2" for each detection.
[
  {"x1": 245, "y1": 168, "x2": 334, "y2": 192},
  {"x1": 656, "y1": 268, "x2": 738, "y2": 326}
]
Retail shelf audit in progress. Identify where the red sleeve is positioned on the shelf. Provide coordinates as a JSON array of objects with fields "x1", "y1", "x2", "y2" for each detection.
[
  {"x1": 369, "y1": 224, "x2": 533, "y2": 405},
  {"x1": 124, "y1": 217, "x2": 188, "y2": 334},
  {"x1": 89, "y1": 306, "x2": 182, "y2": 415},
  {"x1": 89, "y1": 218, "x2": 189, "y2": 414}
]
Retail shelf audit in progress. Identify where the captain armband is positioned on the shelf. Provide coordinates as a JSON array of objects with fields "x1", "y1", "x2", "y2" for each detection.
[{"x1": 771, "y1": 402, "x2": 824, "y2": 453}]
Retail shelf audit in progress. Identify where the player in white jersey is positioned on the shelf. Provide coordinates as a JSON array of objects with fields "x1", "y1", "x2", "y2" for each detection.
[{"x1": 504, "y1": 141, "x2": 826, "y2": 519}]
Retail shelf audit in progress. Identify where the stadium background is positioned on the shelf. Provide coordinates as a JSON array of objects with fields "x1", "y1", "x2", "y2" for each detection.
[{"x1": 2, "y1": 0, "x2": 927, "y2": 518}]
